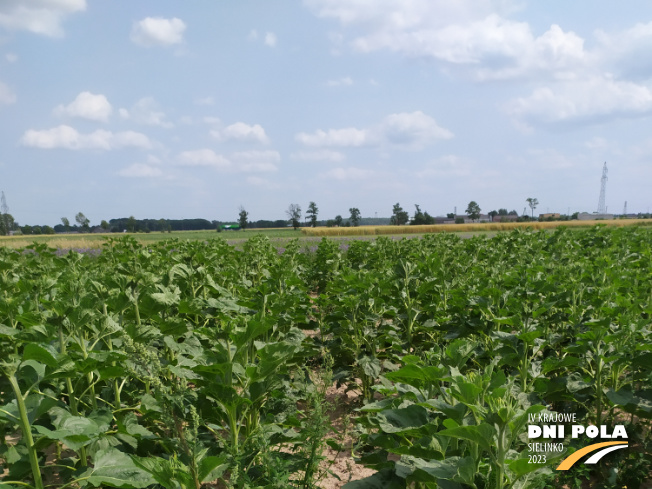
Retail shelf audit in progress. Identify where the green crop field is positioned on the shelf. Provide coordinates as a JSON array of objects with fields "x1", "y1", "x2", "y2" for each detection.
[
  {"x1": 1, "y1": 226, "x2": 650, "y2": 488},
  {"x1": 0, "y1": 228, "x2": 305, "y2": 250}
]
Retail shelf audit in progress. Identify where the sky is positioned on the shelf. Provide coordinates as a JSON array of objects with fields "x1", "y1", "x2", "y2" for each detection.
[{"x1": 1, "y1": 0, "x2": 652, "y2": 226}]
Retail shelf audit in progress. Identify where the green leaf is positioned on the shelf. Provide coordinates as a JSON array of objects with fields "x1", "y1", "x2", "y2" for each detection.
[
  {"x1": 375, "y1": 404, "x2": 430, "y2": 434},
  {"x1": 438, "y1": 423, "x2": 495, "y2": 453},
  {"x1": 132, "y1": 456, "x2": 193, "y2": 489},
  {"x1": 359, "y1": 355, "x2": 381, "y2": 380},
  {"x1": 150, "y1": 285, "x2": 181, "y2": 306},
  {"x1": 198, "y1": 455, "x2": 229, "y2": 482},
  {"x1": 79, "y1": 448, "x2": 156, "y2": 488},
  {"x1": 396, "y1": 456, "x2": 453, "y2": 480}
]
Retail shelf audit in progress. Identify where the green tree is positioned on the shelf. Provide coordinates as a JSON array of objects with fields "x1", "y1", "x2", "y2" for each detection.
[
  {"x1": 75, "y1": 212, "x2": 90, "y2": 232},
  {"x1": 0, "y1": 213, "x2": 14, "y2": 235},
  {"x1": 349, "y1": 207, "x2": 361, "y2": 227},
  {"x1": 334, "y1": 215, "x2": 343, "y2": 227},
  {"x1": 306, "y1": 201, "x2": 319, "y2": 227},
  {"x1": 238, "y1": 206, "x2": 249, "y2": 230},
  {"x1": 127, "y1": 215, "x2": 137, "y2": 233},
  {"x1": 447, "y1": 212, "x2": 455, "y2": 219},
  {"x1": 411, "y1": 204, "x2": 434, "y2": 225},
  {"x1": 498, "y1": 208, "x2": 508, "y2": 216},
  {"x1": 286, "y1": 204, "x2": 302, "y2": 230},
  {"x1": 42, "y1": 225, "x2": 55, "y2": 235},
  {"x1": 100, "y1": 220, "x2": 109, "y2": 231},
  {"x1": 61, "y1": 217, "x2": 70, "y2": 232},
  {"x1": 466, "y1": 201, "x2": 481, "y2": 222},
  {"x1": 390, "y1": 203, "x2": 409, "y2": 225},
  {"x1": 526, "y1": 197, "x2": 539, "y2": 218},
  {"x1": 158, "y1": 218, "x2": 170, "y2": 233}
]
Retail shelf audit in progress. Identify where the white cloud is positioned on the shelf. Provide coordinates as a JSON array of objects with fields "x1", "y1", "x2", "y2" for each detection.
[
  {"x1": 296, "y1": 127, "x2": 369, "y2": 147},
  {"x1": 264, "y1": 32, "x2": 277, "y2": 47},
  {"x1": 290, "y1": 150, "x2": 346, "y2": 162},
  {"x1": 506, "y1": 76, "x2": 652, "y2": 128},
  {"x1": 20, "y1": 125, "x2": 151, "y2": 150},
  {"x1": 232, "y1": 150, "x2": 280, "y2": 172},
  {"x1": 118, "y1": 163, "x2": 163, "y2": 178},
  {"x1": 0, "y1": 81, "x2": 16, "y2": 105},
  {"x1": 211, "y1": 122, "x2": 270, "y2": 144},
  {"x1": 380, "y1": 111, "x2": 454, "y2": 149},
  {"x1": 6, "y1": 53, "x2": 18, "y2": 63},
  {"x1": 327, "y1": 76, "x2": 353, "y2": 86},
  {"x1": 306, "y1": 1, "x2": 590, "y2": 81},
  {"x1": 0, "y1": 0, "x2": 86, "y2": 37},
  {"x1": 120, "y1": 97, "x2": 173, "y2": 127},
  {"x1": 178, "y1": 149, "x2": 231, "y2": 169},
  {"x1": 296, "y1": 111, "x2": 452, "y2": 149},
  {"x1": 320, "y1": 166, "x2": 375, "y2": 180},
  {"x1": 131, "y1": 17, "x2": 186, "y2": 47},
  {"x1": 54, "y1": 91, "x2": 112, "y2": 122}
]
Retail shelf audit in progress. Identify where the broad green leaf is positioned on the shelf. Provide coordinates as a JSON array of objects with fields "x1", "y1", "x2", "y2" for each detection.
[
  {"x1": 80, "y1": 448, "x2": 156, "y2": 488},
  {"x1": 438, "y1": 423, "x2": 495, "y2": 453},
  {"x1": 198, "y1": 455, "x2": 229, "y2": 482},
  {"x1": 375, "y1": 404, "x2": 430, "y2": 434}
]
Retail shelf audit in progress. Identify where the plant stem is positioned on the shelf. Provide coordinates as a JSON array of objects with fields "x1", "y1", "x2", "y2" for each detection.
[{"x1": 8, "y1": 374, "x2": 44, "y2": 489}]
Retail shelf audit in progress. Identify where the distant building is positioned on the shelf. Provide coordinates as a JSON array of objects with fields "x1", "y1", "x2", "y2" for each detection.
[
  {"x1": 539, "y1": 213, "x2": 561, "y2": 219},
  {"x1": 492, "y1": 215, "x2": 518, "y2": 222},
  {"x1": 577, "y1": 212, "x2": 614, "y2": 220}
]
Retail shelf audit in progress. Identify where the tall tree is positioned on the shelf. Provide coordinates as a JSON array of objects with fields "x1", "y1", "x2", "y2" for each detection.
[
  {"x1": 334, "y1": 215, "x2": 343, "y2": 227},
  {"x1": 306, "y1": 201, "x2": 319, "y2": 227},
  {"x1": 390, "y1": 203, "x2": 409, "y2": 225},
  {"x1": 349, "y1": 207, "x2": 361, "y2": 227},
  {"x1": 75, "y1": 212, "x2": 90, "y2": 232},
  {"x1": 100, "y1": 220, "x2": 109, "y2": 231},
  {"x1": 526, "y1": 197, "x2": 539, "y2": 218},
  {"x1": 238, "y1": 206, "x2": 249, "y2": 230},
  {"x1": 61, "y1": 217, "x2": 70, "y2": 232},
  {"x1": 0, "y1": 191, "x2": 10, "y2": 235},
  {"x1": 127, "y1": 215, "x2": 137, "y2": 232},
  {"x1": 466, "y1": 201, "x2": 481, "y2": 222},
  {"x1": 0, "y1": 213, "x2": 14, "y2": 236},
  {"x1": 411, "y1": 204, "x2": 434, "y2": 225},
  {"x1": 286, "y1": 204, "x2": 302, "y2": 230}
]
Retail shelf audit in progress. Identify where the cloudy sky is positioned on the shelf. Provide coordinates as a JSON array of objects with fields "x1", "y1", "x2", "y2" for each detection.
[{"x1": 2, "y1": 1, "x2": 652, "y2": 226}]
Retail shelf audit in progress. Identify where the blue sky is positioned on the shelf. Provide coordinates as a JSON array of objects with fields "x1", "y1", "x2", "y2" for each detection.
[{"x1": 1, "y1": 1, "x2": 652, "y2": 226}]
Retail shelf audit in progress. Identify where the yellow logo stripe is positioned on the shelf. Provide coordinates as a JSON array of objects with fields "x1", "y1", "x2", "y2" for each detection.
[{"x1": 556, "y1": 441, "x2": 628, "y2": 470}]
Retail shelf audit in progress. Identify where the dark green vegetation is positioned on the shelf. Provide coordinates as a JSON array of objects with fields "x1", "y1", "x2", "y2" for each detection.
[{"x1": 1, "y1": 226, "x2": 651, "y2": 488}]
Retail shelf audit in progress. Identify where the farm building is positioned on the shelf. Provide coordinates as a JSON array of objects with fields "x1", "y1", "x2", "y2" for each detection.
[{"x1": 578, "y1": 212, "x2": 614, "y2": 220}]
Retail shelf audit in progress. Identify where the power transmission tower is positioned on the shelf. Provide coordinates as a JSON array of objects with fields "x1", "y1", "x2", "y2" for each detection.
[{"x1": 597, "y1": 162, "x2": 608, "y2": 214}]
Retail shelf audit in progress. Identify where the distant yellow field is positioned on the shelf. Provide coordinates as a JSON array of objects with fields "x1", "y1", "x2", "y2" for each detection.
[{"x1": 301, "y1": 219, "x2": 652, "y2": 237}]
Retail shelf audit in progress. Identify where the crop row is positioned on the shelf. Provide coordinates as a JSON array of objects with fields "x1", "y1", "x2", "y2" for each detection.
[{"x1": 0, "y1": 226, "x2": 650, "y2": 488}]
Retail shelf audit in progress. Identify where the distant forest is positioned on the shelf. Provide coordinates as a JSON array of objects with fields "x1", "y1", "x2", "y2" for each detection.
[{"x1": 54, "y1": 218, "x2": 291, "y2": 234}]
